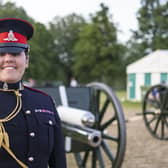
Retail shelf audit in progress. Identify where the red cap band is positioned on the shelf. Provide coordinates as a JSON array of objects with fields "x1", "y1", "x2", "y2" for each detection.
[{"x1": 0, "y1": 31, "x2": 27, "y2": 44}]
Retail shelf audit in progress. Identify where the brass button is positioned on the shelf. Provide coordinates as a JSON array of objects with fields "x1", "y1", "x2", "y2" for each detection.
[
  {"x1": 28, "y1": 157, "x2": 34, "y2": 162},
  {"x1": 25, "y1": 110, "x2": 31, "y2": 114},
  {"x1": 29, "y1": 132, "x2": 35, "y2": 137},
  {"x1": 49, "y1": 120, "x2": 53, "y2": 125}
]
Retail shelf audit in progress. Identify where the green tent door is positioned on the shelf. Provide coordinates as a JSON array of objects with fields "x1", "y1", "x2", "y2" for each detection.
[
  {"x1": 144, "y1": 73, "x2": 151, "y2": 86},
  {"x1": 160, "y1": 73, "x2": 168, "y2": 83},
  {"x1": 128, "y1": 73, "x2": 136, "y2": 99}
]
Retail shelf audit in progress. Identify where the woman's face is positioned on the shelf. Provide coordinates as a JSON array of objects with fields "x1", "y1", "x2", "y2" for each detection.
[{"x1": 0, "y1": 51, "x2": 29, "y2": 83}]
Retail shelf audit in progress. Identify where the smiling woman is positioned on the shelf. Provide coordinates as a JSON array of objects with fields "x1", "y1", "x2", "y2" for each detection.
[
  {"x1": 0, "y1": 18, "x2": 67, "y2": 168},
  {"x1": 0, "y1": 18, "x2": 31, "y2": 84},
  {"x1": 0, "y1": 52, "x2": 29, "y2": 83}
]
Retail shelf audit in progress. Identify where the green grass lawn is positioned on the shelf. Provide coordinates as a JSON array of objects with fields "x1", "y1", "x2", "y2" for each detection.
[{"x1": 115, "y1": 90, "x2": 142, "y2": 109}]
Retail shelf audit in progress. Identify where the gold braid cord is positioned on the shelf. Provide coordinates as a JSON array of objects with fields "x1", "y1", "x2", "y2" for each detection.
[{"x1": 0, "y1": 89, "x2": 28, "y2": 168}]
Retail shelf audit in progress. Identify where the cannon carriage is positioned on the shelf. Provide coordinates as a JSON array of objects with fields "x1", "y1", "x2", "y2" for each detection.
[
  {"x1": 37, "y1": 82, "x2": 126, "y2": 167},
  {"x1": 142, "y1": 84, "x2": 168, "y2": 140}
]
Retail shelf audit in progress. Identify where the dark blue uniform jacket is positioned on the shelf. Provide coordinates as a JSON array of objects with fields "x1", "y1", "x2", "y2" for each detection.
[{"x1": 0, "y1": 83, "x2": 67, "y2": 168}]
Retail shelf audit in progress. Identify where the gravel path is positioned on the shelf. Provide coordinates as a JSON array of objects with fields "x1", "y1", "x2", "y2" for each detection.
[
  {"x1": 66, "y1": 105, "x2": 168, "y2": 168},
  {"x1": 122, "y1": 107, "x2": 168, "y2": 168}
]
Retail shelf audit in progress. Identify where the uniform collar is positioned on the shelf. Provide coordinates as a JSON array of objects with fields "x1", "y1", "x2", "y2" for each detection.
[{"x1": 0, "y1": 81, "x2": 24, "y2": 90}]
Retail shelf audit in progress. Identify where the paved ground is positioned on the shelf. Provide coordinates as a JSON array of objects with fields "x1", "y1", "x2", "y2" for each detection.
[
  {"x1": 122, "y1": 107, "x2": 168, "y2": 168},
  {"x1": 66, "y1": 106, "x2": 168, "y2": 168}
]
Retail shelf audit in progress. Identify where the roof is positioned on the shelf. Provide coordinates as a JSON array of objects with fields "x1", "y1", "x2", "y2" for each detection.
[{"x1": 126, "y1": 50, "x2": 168, "y2": 73}]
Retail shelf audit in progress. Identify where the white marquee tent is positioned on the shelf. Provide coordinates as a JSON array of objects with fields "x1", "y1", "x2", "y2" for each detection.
[{"x1": 126, "y1": 49, "x2": 168, "y2": 101}]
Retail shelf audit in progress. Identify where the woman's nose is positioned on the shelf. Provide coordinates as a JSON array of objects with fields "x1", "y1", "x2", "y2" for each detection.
[{"x1": 4, "y1": 53, "x2": 15, "y2": 61}]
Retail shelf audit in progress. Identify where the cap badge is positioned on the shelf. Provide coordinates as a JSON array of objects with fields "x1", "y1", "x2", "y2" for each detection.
[
  {"x1": 3, "y1": 30, "x2": 18, "y2": 42},
  {"x1": 3, "y1": 82, "x2": 8, "y2": 90}
]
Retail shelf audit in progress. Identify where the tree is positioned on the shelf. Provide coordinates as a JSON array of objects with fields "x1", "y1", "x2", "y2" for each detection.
[
  {"x1": 0, "y1": 2, "x2": 33, "y2": 22},
  {"x1": 48, "y1": 14, "x2": 86, "y2": 84},
  {"x1": 0, "y1": 2, "x2": 60, "y2": 83},
  {"x1": 126, "y1": 0, "x2": 168, "y2": 64},
  {"x1": 26, "y1": 22, "x2": 59, "y2": 81},
  {"x1": 73, "y1": 3, "x2": 126, "y2": 87}
]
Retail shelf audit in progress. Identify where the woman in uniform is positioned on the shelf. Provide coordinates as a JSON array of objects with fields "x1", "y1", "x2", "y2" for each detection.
[{"x1": 0, "y1": 18, "x2": 67, "y2": 168}]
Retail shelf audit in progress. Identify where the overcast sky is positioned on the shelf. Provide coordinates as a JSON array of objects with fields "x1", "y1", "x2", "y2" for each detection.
[{"x1": 3, "y1": 0, "x2": 141, "y2": 42}]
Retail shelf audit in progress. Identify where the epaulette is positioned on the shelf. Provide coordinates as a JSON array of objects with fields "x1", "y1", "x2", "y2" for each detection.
[{"x1": 24, "y1": 86, "x2": 49, "y2": 96}]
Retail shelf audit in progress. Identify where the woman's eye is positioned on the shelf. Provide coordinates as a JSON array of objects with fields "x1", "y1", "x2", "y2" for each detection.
[
  {"x1": 0, "y1": 52, "x2": 21, "y2": 56},
  {"x1": 0, "y1": 53, "x2": 5, "y2": 56},
  {"x1": 11, "y1": 53, "x2": 19, "y2": 56}
]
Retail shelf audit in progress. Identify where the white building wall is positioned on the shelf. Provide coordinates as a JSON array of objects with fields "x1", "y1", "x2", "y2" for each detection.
[
  {"x1": 126, "y1": 50, "x2": 168, "y2": 101},
  {"x1": 131, "y1": 72, "x2": 162, "y2": 101},
  {"x1": 135, "y1": 73, "x2": 144, "y2": 101},
  {"x1": 152, "y1": 72, "x2": 160, "y2": 85},
  {"x1": 126, "y1": 75, "x2": 129, "y2": 100}
]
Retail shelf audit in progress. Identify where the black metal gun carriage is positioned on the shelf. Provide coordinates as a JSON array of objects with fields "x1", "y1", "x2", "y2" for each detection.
[
  {"x1": 38, "y1": 82, "x2": 126, "y2": 167},
  {"x1": 142, "y1": 84, "x2": 168, "y2": 140}
]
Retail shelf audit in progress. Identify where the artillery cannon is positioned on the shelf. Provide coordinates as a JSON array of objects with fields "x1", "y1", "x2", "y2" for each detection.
[
  {"x1": 37, "y1": 82, "x2": 126, "y2": 167},
  {"x1": 142, "y1": 84, "x2": 168, "y2": 140}
]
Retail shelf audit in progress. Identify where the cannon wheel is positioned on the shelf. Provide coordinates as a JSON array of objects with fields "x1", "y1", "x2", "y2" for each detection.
[
  {"x1": 143, "y1": 84, "x2": 168, "y2": 140},
  {"x1": 72, "y1": 82, "x2": 126, "y2": 168}
]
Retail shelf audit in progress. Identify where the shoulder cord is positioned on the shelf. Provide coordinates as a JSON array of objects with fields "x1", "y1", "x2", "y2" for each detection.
[{"x1": 0, "y1": 90, "x2": 28, "y2": 168}]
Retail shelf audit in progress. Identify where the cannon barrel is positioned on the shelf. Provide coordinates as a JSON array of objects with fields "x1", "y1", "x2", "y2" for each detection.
[
  {"x1": 57, "y1": 106, "x2": 95, "y2": 127},
  {"x1": 62, "y1": 122, "x2": 102, "y2": 147}
]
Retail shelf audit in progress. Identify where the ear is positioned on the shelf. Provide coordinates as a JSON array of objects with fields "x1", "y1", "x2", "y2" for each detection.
[{"x1": 25, "y1": 55, "x2": 29, "y2": 68}]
